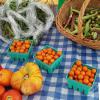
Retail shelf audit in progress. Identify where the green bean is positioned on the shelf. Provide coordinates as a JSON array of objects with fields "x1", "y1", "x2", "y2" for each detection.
[
  {"x1": 97, "y1": 15, "x2": 100, "y2": 19},
  {"x1": 71, "y1": 24, "x2": 78, "y2": 35},
  {"x1": 72, "y1": 8, "x2": 80, "y2": 14},
  {"x1": 84, "y1": 20, "x2": 91, "y2": 37},
  {"x1": 6, "y1": 25, "x2": 14, "y2": 36},
  {"x1": 9, "y1": 1, "x2": 17, "y2": 11},
  {"x1": 83, "y1": 12, "x2": 97, "y2": 20},
  {"x1": 91, "y1": 27, "x2": 100, "y2": 31},
  {"x1": 18, "y1": 0, "x2": 29, "y2": 9},
  {"x1": 92, "y1": 32, "x2": 98, "y2": 40}
]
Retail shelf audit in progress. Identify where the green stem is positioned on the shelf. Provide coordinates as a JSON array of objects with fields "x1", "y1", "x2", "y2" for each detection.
[
  {"x1": 71, "y1": 24, "x2": 78, "y2": 35},
  {"x1": 83, "y1": 12, "x2": 97, "y2": 20},
  {"x1": 72, "y1": 9, "x2": 80, "y2": 14}
]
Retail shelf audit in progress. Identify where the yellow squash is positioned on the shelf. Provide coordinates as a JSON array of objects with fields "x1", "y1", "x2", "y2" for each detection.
[{"x1": 11, "y1": 62, "x2": 43, "y2": 95}]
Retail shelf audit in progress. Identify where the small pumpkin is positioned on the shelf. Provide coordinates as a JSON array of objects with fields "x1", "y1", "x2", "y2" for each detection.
[
  {"x1": 11, "y1": 62, "x2": 43, "y2": 95},
  {"x1": 0, "y1": 69, "x2": 13, "y2": 86}
]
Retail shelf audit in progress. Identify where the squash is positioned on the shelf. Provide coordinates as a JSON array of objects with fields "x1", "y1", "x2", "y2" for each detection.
[{"x1": 11, "y1": 62, "x2": 43, "y2": 95}]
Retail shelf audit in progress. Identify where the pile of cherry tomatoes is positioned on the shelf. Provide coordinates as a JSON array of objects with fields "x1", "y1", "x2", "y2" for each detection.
[
  {"x1": 68, "y1": 60, "x2": 96, "y2": 86},
  {"x1": 9, "y1": 40, "x2": 31, "y2": 53},
  {"x1": 36, "y1": 48, "x2": 62, "y2": 65}
]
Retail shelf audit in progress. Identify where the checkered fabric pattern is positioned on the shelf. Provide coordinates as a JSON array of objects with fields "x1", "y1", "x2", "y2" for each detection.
[{"x1": 0, "y1": 27, "x2": 100, "y2": 100}]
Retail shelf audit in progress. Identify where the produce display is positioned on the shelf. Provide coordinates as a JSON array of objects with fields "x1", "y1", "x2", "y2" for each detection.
[
  {"x1": 68, "y1": 60, "x2": 97, "y2": 86},
  {"x1": 36, "y1": 48, "x2": 62, "y2": 65},
  {"x1": 64, "y1": 7, "x2": 100, "y2": 40},
  {"x1": 11, "y1": 62, "x2": 43, "y2": 95},
  {"x1": 9, "y1": 40, "x2": 31, "y2": 53},
  {"x1": 0, "y1": 0, "x2": 99, "y2": 98}
]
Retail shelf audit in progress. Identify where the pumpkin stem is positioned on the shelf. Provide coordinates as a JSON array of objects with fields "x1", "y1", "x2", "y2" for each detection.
[{"x1": 24, "y1": 74, "x2": 29, "y2": 80}]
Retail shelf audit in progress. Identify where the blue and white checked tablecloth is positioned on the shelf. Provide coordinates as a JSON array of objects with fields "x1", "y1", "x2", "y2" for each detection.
[{"x1": 0, "y1": 27, "x2": 100, "y2": 100}]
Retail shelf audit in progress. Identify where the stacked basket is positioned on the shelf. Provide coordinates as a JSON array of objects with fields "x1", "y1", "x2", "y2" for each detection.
[{"x1": 56, "y1": 0, "x2": 100, "y2": 50}]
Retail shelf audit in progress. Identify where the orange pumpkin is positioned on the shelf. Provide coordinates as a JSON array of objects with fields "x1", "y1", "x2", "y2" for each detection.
[
  {"x1": 0, "y1": 69, "x2": 13, "y2": 86},
  {"x1": 11, "y1": 62, "x2": 43, "y2": 95}
]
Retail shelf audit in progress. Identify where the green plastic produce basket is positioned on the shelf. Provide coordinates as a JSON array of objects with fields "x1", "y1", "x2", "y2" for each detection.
[
  {"x1": 34, "y1": 45, "x2": 64, "y2": 73},
  {"x1": 66, "y1": 62, "x2": 97, "y2": 95},
  {"x1": 7, "y1": 39, "x2": 33, "y2": 61}
]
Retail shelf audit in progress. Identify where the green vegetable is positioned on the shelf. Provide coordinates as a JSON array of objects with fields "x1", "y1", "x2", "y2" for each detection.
[
  {"x1": 18, "y1": 0, "x2": 29, "y2": 9},
  {"x1": 83, "y1": 12, "x2": 97, "y2": 20},
  {"x1": 84, "y1": 20, "x2": 91, "y2": 37},
  {"x1": 92, "y1": 32, "x2": 98, "y2": 40},
  {"x1": 9, "y1": 1, "x2": 17, "y2": 11},
  {"x1": 36, "y1": 7, "x2": 47, "y2": 24},
  {"x1": 71, "y1": 24, "x2": 78, "y2": 35},
  {"x1": 14, "y1": 18, "x2": 29, "y2": 32},
  {"x1": 72, "y1": 8, "x2": 79, "y2": 14},
  {"x1": 0, "y1": 21, "x2": 14, "y2": 39}
]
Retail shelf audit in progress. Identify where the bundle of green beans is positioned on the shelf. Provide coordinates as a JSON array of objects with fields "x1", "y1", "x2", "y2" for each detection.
[
  {"x1": 0, "y1": 20, "x2": 14, "y2": 39},
  {"x1": 64, "y1": 7, "x2": 100, "y2": 40}
]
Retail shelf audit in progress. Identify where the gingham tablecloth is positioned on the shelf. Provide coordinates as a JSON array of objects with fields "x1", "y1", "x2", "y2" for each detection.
[{"x1": 0, "y1": 27, "x2": 100, "y2": 100}]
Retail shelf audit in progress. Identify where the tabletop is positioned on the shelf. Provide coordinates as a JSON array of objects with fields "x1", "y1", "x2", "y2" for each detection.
[{"x1": 0, "y1": 27, "x2": 100, "y2": 100}]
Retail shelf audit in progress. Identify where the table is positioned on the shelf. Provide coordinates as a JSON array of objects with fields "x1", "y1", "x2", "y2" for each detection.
[{"x1": 0, "y1": 27, "x2": 100, "y2": 100}]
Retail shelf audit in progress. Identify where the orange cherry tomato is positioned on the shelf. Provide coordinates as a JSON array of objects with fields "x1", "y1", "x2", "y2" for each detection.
[
  {"x1": 69, "y1": 76, "x2": 73, "y2": 80},
  {"x1": 78, "y1": 75, "x2": 83, "y2": 80},
  {"x1": 88, "y1": 83, "x2": 92, "y2": 86},
  {"x1": 77, "y1": 67, "x2": 82, "y2": 71},
  {"x1": 57, "y1": 51, "x2": 62, "y2": 56},
  {"x1": 89, "y1": 78, "x2": 94, "y2": 83},
  {"x1": 83, "y1": 79, "x2": 89, "y2": 85},
  {"x1": 25, "y1": 44, "x2": 30, "y2": 49},
  {"x1": 91, "y1": 69, "x2": 96, "y2": 74},
  {"x1": 86, "y1": 70, "x2": 91, "y2": 77},
  {"x1": 73, "y1": 65, "x2": 77, "y2": 69},
  {"x1": 91, "y1": 73, "x2": 95, "y2": 78},
  {"x1": 52, "y1": 51, "x2": 56, "y2": 56},
  {"x1": 17, "y1": 42, "x2": 22, "y2": 46},
  {"x1": 54, "y1": 55, "x2": 59, "y2": 60},
  {"x1": 20, "y1": 49, "x2": 24, "y2": 53},
  {"x1": 80, "y1": 71, "x2": 85, "y2": 76},
  {"x1": 84, "y1": 75, "x2": 89, "y2": 79},
  {"x1": 76, "y1": 60, "x2": 82, "y2": 66},
  {"x1": 37, "y1": 56, "x2": 43, "y2": 61},
  {"x1": 71, "y1": 67, "x2": 76, "y2": 71},
  {"x1": 69, "y1": 71, "x2": 74, "y2": 76},
  {"x1": 43, "y1": 60, "x2": 49, "y2": 64},
  {"x1": 74, "y1": 75, "x2": 77, "y2": 79},
  {"x1": 37, "y1": 51, "x2": 42, "y2": 56},
  {"x1": 75, "y1": 70, "x2": 80, "y2": 75},
  {"x1": 50, "y1": 59, "x2": 55, "y2": 64},
  {"x1": 83, "y1": 66, "x2": 88, "y2": 72}
]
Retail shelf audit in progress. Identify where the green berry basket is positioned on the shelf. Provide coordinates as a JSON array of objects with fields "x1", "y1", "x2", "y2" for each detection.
[
  {"x1": 7, "y1": 39, "x2": 33, "y2": 61},
  {"x1": 34, "y1": 45, "x2": 64, "y2": 73},
  {"x1": 66, "y1": 62, "x2": 97, "y2": 95}
]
